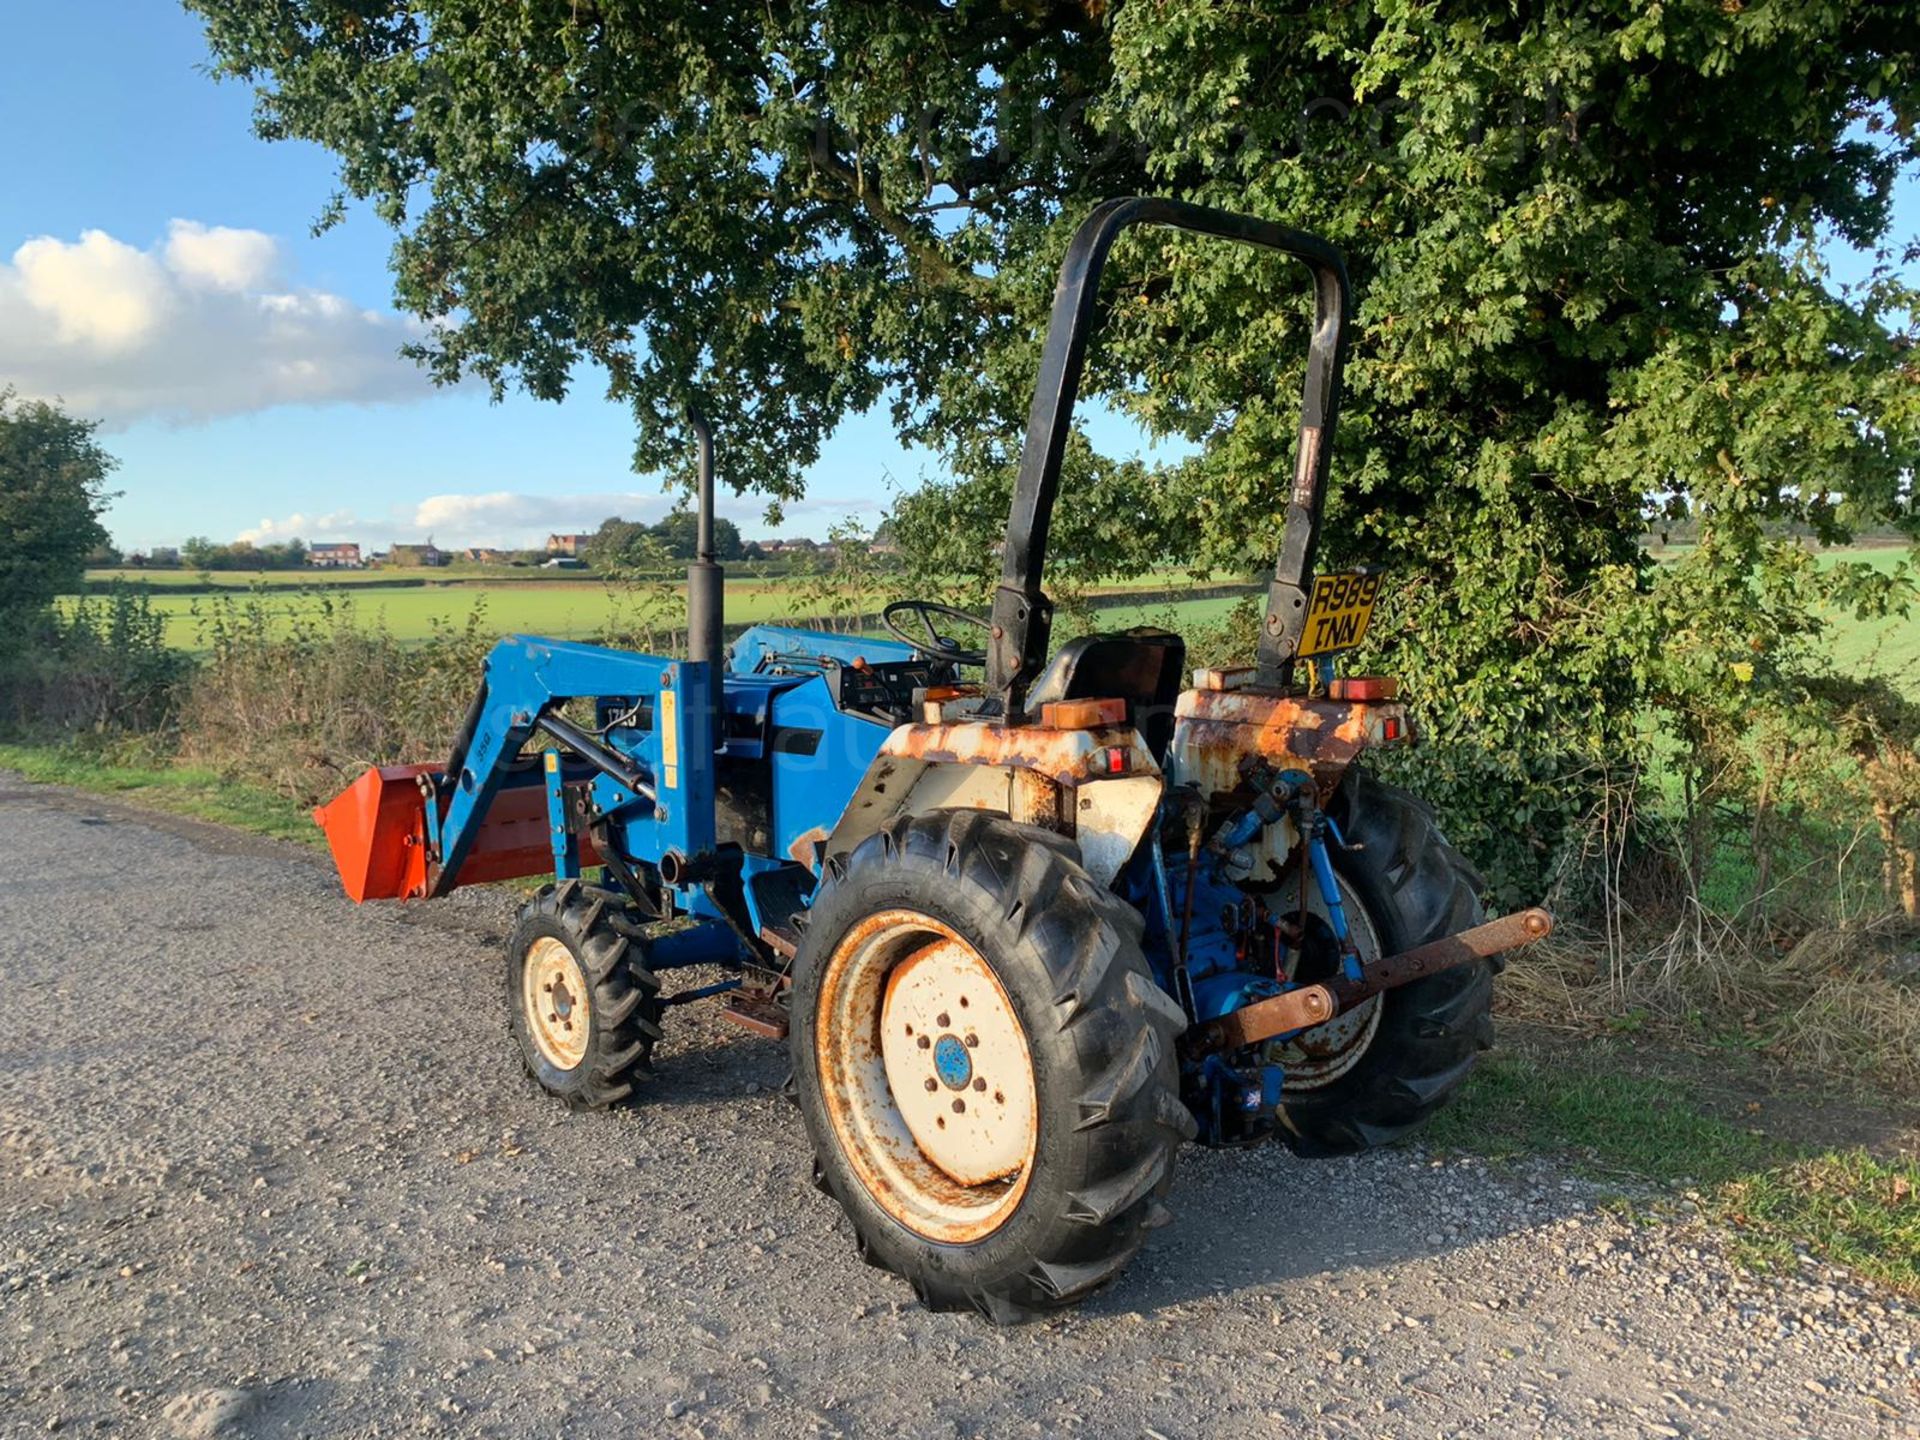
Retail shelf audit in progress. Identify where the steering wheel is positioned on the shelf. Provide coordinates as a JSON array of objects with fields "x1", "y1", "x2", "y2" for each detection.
[{"x1": 882, "y1": 599, "x2": 991, "y2": 667}]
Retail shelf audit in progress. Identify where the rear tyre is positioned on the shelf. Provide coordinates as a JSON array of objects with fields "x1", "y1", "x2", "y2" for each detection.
[
  {"x1": 791, "y1": 810, "x2": 1193, "y2": 1324},
  {"x1": 1276, "y1": 769, "x2": 1492, "y2": 1157},
  {"x1": 506, "y1": 880, "x2": 663, "y2": 1109}
]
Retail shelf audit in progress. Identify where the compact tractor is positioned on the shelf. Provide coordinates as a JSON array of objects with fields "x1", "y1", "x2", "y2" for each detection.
[{"x1": 316, "y1": 198, "x2": 1552, "y2": 1322}]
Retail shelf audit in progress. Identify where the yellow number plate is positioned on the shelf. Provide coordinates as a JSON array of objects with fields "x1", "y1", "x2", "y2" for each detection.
[{"x1": 1298, "y1": 570, "x2": 1384, "y2": 658}]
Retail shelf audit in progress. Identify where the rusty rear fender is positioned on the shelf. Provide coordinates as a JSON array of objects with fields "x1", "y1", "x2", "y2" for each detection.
[
  {"x1": 1168, "y1": 687, "x2": 1410, "y2": 804},
  {"x1": 821, "y1": 719, "x2": 1164, "y2": 888}
]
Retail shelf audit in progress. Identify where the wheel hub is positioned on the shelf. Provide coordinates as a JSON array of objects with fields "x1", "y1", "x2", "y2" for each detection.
[
  {"x1": 880, "y1": 938, "x2": 1035, "y2": 1188},
  {"x1": 1271, "y1": 873, "x2": 1384, "y2": 1089},
  {"x1": 814, "y1": 909, "x2": 1040, "y2": 1243},
  {"x1": 523, "y1": 936, "x2": 591, "y2": 1070},
  {"x1": 931, "y1": 1034, "x2": 973, "y2": 1090}
]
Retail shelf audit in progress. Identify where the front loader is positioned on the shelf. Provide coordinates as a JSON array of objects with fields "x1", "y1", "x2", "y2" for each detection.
[{"x1": 314, "y1": 197, "x2": 1552, "y2": 1322}]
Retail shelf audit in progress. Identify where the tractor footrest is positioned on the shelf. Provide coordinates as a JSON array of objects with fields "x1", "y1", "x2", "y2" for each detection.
[
  {"x1": 719, "y1": 992, "x2": 788, "y2": 1040},
  {"x1": 747, "y1": 865, "x2": 813, "y2": 961}
]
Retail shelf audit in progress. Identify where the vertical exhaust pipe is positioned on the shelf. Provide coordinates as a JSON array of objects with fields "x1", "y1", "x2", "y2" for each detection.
[{"x1": 684, "y1": 406, "x2": 723, "y2": 757}]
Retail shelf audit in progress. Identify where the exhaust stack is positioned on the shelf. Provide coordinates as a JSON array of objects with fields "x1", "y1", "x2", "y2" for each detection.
[{"x1": 684, "y1": 406, "x2": 724, "y2": 756}]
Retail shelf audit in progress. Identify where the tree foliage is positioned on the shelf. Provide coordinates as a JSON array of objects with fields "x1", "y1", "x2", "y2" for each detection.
[
  {"x1": 0, "y1": 390, "x2": 116, "y2": 637},
  {"x1": 189, "y1": 1, "x2": 1920, "y2": 900},
  {"x1": 180, "y1": 535, "x2": 311, "y2": 571},
  {"x1": 585, "y1": 511, "x2": 744, "y2": 568}
]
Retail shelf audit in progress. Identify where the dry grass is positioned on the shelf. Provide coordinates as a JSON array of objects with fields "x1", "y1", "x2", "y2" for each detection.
[
  {"x1": 174, "y1": 593, "x2": 493, "y2": 804},
  {"x1": 1499, "y1": 913, "x2": 1920, "y2": 1090}
]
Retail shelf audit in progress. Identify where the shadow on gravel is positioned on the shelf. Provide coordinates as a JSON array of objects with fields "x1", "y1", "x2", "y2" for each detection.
[{"x1": 632, "y1": 1001, "x2": 1569, "y2": 1316}]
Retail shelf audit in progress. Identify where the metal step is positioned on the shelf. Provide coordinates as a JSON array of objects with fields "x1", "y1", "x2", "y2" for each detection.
[
  {"x1": 719, "y1": 991, "x2": 788, "y2": 1040},
  {"x1": 746, "y1": 864, "x2": 813, "y2": 961}
]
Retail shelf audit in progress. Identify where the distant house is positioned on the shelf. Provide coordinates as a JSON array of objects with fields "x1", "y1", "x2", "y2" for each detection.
[
  {"x1": 309, "y1": 541, "x2": 363, "y2": 569},
  {"x1": 546, "y1": 532, "x2": 592, "y2": 557},
  {"x1": 762, "y1": 538, "x2": 820, "y2": 556},
  {"x1": 464, "y1": 547, "x2": 508, "y2": 565},
  {"x1": 388, "y1": 542, "x2": 450, "y2": 567}
]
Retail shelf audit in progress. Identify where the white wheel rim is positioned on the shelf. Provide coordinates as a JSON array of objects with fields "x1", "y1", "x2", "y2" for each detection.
[
  {"x1": 523, "y1": 935, "x2": 591, "y2": 1070},
  {"x1": 816, "y1": 909, "x2": 1038, "y2": 1243}
]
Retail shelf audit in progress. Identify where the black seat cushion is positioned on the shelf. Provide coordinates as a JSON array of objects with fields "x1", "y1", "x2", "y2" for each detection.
[{"x1": 1026, "y1": 627, "x2": 1187, "y2": 757}]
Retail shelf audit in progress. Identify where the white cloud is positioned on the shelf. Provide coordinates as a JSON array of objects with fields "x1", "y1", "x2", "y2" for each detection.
[
  {"x1": 0, "y1": 220, "x2": 439, "y2": 424},
  {"x1": 226, "y1": 485, "x2": 889, "y2": 550},
  {"x1": 236, "y1": 510, "x2": 363, "y2": 545},
  {"x1": 162, "y1": 220, "x2": 279, "y2": 292},
  {"x1": 408, "y1": 490, "x2": 693, "y2": 547},
  {"x1": 12, "y1": 229, "x2": 171, "y2": 351}
]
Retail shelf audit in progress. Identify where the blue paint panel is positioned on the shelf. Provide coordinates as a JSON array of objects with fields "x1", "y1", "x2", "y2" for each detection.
[
  {"x1": 729, "y1": 624, "x2": 917, "y2": 676},
  {"x1": 543, "y1": 749, "x2": 578, "y2": 881},
  {"x1": 767, "y1": 675, "x2": 894, "y2": 868}
]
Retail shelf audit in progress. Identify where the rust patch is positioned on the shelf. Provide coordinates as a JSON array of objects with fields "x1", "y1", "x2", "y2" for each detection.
[
  {"x1": 880, "y1": 719, "x2": 1156, "y2": 788},
  {"x1": 1007, "y1": 767, "x2": 1062, "y2": 830},
  {"x1": 1170, "y1": 687, "x2": 1407, "y2": 802},
  {"x1": 719, "y1": 991, "x2": 789, "y2": 1039},
  {"x1": 787, "y1": 824, "x2": 832, "y2": 866}
]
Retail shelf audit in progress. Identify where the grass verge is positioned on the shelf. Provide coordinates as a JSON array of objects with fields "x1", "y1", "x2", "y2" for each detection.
[
  {"x1": 1429, "y1": 1046, "x2": 1920, "y2": 1296},
  {"x1": 0, "y1": 741, "x2": 319, "y2": 845}
]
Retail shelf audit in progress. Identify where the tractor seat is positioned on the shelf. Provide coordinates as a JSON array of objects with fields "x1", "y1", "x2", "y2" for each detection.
[{"x1": 1026, "y1": 627, "x2": 1187, "y2": 758}]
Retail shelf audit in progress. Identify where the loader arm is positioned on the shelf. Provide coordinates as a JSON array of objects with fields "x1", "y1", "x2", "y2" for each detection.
[{"x1": 432, "y1": 637, "x2": 716, "y2": 896}]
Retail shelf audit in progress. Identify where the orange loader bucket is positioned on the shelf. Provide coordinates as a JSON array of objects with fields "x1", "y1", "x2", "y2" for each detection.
[
  {"x1": 312, "y1": 763, "x2": 436, "y2": 902},
  {"x1": 313, "y1": 763, "x2": 602, "y2": 903}
]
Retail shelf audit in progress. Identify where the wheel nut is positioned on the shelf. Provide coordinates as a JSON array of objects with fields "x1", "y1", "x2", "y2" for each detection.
[
  {"x1": 952, "y1": 1098, "x2": 966, "y2": 1114},
  {"x1": 916, "y1": 1035, "x2": 930, "y2": 1050},
  {"x1": 936, "y1": 1012, "x2": 950, "y2": 1027},
  {"x1": 924, "y1": 1078, "x2": 937, "y2": 1092},
  {"x1": 964, "y1": 1034, "x2": 978, "y2": 1048},
  {"x1": 973, "y1": 1078, "x2": 986, "y2": 1092}
]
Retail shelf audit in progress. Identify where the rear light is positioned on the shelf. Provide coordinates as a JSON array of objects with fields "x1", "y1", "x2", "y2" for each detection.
[
  {"x1": 1328, "y1": 676, "x2": 1400, "y2": 702},
  {"x1": 1039, "y1": 696, "x2": 1129, "y2": 729},
  {"x1": 1086, "y1": 745, "x2": 1132, "y2": 776}
]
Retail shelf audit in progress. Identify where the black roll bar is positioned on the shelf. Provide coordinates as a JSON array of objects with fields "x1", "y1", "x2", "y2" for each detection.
[{"x1": 984, "y1": 196, "x2": 1352, "y2": 716}]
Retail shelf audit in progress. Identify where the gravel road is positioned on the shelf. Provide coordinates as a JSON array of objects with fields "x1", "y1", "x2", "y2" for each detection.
[{"x1": 3, "y1": 775, "x2": 1917, "y2": 1438}]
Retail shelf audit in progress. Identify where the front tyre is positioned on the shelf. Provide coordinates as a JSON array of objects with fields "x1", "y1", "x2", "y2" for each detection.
[
  {"x1": 791, "y1": 811, "x2": 1194, "y2": 1323},
  {"x1": 506, "y1": 880, "x2": 662, "y2": 1109}
]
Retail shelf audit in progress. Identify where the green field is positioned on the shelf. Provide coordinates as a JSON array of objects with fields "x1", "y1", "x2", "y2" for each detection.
[
  {"x1": 1648, "y1": 542, "x2": 1919, "y2": 692},
  {"x1": 68, "y1": 571, "x2": 1244, "y2": 651},
  {"x1": 68, "y1": 546, "x2": 1914, "y2": 686},
  {"x1": 81, "y1": 564, "x2": 580, "y2": 588},
  {"x1": 1807, "y1": 545, "x2": 1920, "y2": 688}
]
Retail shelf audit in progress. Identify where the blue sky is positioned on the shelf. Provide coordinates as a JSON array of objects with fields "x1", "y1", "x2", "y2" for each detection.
[
  {"x1": 0, "y1": 4, "x2": 1912, "y2": 555},
  {"x1": 0, "y1": 2, "x2": 943, "y2": 553}
]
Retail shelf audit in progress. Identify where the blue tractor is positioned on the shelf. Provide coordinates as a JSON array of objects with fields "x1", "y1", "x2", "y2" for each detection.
[{"x1": 315, "y1": 198, "x2": 1552, "y2": 1323}]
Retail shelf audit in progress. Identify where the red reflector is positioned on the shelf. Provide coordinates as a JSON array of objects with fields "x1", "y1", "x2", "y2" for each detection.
[
  {"x1": 1106, "y1": 747, "x2": 1127, "y2": 775},
  {"x1": 1328, "y1": 676, "x2": 1400, "y2": 702},
  {"x1": 1383, "y1": 718, "x2": 1401, "y2": 741}
]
